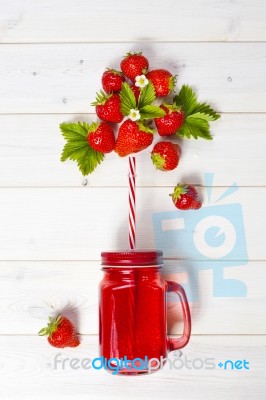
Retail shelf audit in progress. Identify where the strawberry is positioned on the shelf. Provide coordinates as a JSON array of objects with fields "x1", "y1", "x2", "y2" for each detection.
[
  {"x1": 170, "y1": 184, "x2": 202, "y2": 210},
  {"x1": 146, "y1": 69, "x2": 176, "y2": 97},
  {"x1": 115, "y1": 120, "x2": 154, "y2": 157},
  {"x1": 121, "y1": 52, "x2": 149, "y2": 82},
  {"x1": 38, "y1": 315, "x2": 80, "y2": 348},
  {"x1": 88, "y1": 122, "x2": 115, "y2": 153},
  {"x1": 151, "y1": 141, "x2": 181, "y2": 171},
  {"x1": 155, "y1": 104, "x2": 185, "y2": 136},
  {"x1": 130, "y1": 84, "x2": 141, "y2": 102},
  {"x1": 101, "y1": 69, "x2": 125, "y2": 93},
  {"x1": 91, "y1": 91, "x2": 123, "y2": 123}
]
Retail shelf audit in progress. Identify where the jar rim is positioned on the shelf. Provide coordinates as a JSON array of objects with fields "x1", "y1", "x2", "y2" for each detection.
[
  {"x1": 101, "y1": 249, "x2": 163, "y2": 267},
  {"x1": 101, "y1": 265, "x2": 163, "y2": 269}
]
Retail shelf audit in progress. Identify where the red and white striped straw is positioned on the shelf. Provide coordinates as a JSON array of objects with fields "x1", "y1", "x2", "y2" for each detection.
[{"x1": 128, "y1": 156, "x2": 136, "y2": 250}]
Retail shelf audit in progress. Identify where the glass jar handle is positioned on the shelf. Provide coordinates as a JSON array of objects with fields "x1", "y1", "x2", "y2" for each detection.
[{"x1": 166, "y1": 280, "x2": 191, "y2": 351}]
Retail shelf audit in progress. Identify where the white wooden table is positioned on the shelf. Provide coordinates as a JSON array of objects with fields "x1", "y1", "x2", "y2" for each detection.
[{"x1": 0, "y1": 1, "x2": 266, "y2": 398}]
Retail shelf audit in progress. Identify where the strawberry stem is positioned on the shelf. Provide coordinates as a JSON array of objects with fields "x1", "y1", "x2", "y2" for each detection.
[
  {"x1": 91, "y1": 90, "x2": 111, "y2": 106},
  {"x1": 170, "y1": 184, "x2": 188, "y2": 200},
  {"x1": 151, "y1": 153, "x2": 165, "y2": 170},
  {"x1": 38, "y1": 315, "x2": 62, "y2": 337}
]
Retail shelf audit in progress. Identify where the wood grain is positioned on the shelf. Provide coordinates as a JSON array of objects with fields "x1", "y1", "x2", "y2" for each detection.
[
  {"x1": 0, "y1": 43, "x2": 266, "y2": 113},
  {"x1": 0, "y1": 261, "x2": 264, "y2": 335},
  {"x1": 1, "y1": 0, "x2": 266, "y2": 43},
  {"x1": 0, "y1": 335, "x2": 265, "y2": 399},
  {"x1": 0, "y1": 113, "x2": 266, "y2": 187}
]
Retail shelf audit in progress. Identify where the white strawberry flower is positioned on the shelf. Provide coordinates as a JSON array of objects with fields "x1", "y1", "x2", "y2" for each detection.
[
  {"x1": 129, "y1": 109, "x2": 141, "y2": 121},
  {"x1": 135, "y1": 74, "x2": 149, "y2": 88}
]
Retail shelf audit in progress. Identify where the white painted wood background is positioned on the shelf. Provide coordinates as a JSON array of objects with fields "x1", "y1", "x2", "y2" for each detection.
[{"x1": 0, "y1": 0, "x2": 266, "y2": 399}]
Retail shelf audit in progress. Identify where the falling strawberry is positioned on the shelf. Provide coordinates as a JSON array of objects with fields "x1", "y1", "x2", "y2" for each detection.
[
  {"x1": 88, "y1": 122, "x2": 115, "y2": 153},
  {"x1": 151, "y1": 141, "x2": 181, "y2": 171},
  {"x1": 38, "y1": 315, "x2": 80, "y2": 348},
  {"x1": 121, "y1": 52, "x2": 149, "y2": 82},
  {"x1": 155, "y1": 104, "x2": 185, "y2": 136},
  {"x1": 91, "y1": 91, "x2": 123, "y2": 123},
  {"x1": 115, "y1": 120, "x2": 154, "y2": 157},
  {"x1": 146, "y1": 69, "x2": 176, "y2": 97},
  {"x1": 102, "y1": 69, "x2": 125, "y2": 93},
  {"x1": 170, "y1": 184, "x2": 202, "y2": 210}
]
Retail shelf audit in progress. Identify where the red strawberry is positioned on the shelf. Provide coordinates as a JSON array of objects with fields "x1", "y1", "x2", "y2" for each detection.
[
  {"x1": 91, "y1": 91, "x2": 123, "y2": 123},
  {"x1": 68, "y1": 335, "x2": 80, "y2": 347},
  {"x1": 155, "y1": 104, "x2": 185, "y2": 136},
  {"x1": 146, "y1": 69, "x2": 176, "y2": 97},
  {"x1": 151, "y1": 141, "x2": 181, "y2": 171},
  {"x1": 121, "y1": 52, "x2": 149, "y2": 82},
  {"x1": 115, "y1": 120, "x2": 154, "y2": 157},
  {"x1": 170, "y1": 184, "x2": 202, "y2": 210},
  {"x1": 38, "y1": 315, "x2": 80, "y2": 348},
  {"x1": 88, "y1": 122, "x2": 115, "y2": 153},
  {"x1": 101, "y1": 69, "x2": 125, "y2": 93},
  {"x1": 130, "y1": 84, "x2": 141, "y2": 102}
]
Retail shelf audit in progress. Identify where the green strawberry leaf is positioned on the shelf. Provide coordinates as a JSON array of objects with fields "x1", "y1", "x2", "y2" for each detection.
[
  {"x1": 60, "y1": 121, "x2": 90, "y2": 140},
  {"x1": 61, "y1": 144, "x2": 104, "y2": 175},
  {"x1": 177, "y1": 116, "x2": 213, "y2": 140},
  {"x1": 192, "y1": 103, "x2": 220, "y2": 121},
  {"x1": 174, "y1": 85, "x2": 198, "y2": 116},
  {"x1": 173, "y1": 85, "x2": 220, "y2": 121},
  {"x1": 187, "y1": 112, "x2": 216, "y2": 122},
  {"x1": 174, "y1": 84, "x2": 220, "y2": 139},
  {"x1": 138, "y1": 82, "x2": 156, "y2": 109},
  {"x1": 139, "y1": 105, "x2": 166, "y2": 120},
  {"x1": 60, "y1": 122, "x2": 104, "y2": 175},
  {"x1": 120, "y1": 82, "x2": 137, "y2": 116}
]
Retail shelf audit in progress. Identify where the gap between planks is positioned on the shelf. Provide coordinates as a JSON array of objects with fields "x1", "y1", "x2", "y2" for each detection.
[
  {"x1": 2, "y1": 41, "x2": 266, "y2": 45},
  {"x1": 0, "y1": 186, "x2": 265, "y2": 189}
]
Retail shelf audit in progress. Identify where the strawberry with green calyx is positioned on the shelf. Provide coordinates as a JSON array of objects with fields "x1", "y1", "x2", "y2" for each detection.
[
  {"x1": 60, "y1": 121, "x2": 104, "y2": 176},
  {"x1": 155, "y1": 104, "x2": 185, "y2": 136},
  {"x1": 120, "y1": 82, "x2": 165, "y2": 121},
  {"x1": 115, "y1": 120, "x2": 154, "y2": 157},
  {"x1": 146, "y1": 69, "x2": 176, "y2": 97},
  {"x1": 170, "y1": 184, "x2": 202, "y2": 210},
  {"x1": 173, "y1": 85, "x2": 220, "y2": 140},
  {"x1": 87, "y1": 122, "x2": 115, "y2": 153},
  {"x1": 121, "y1": 52, "x2": 149, "y2": 82},
  {"x1": 102, "y1": 69, "x2": 125, "y2": 93},
  {"x1": 91, "y1": 91, "x2": 123, "y2": 123},
  {"x1": 151, "y1": 141, "x2": 181, "y2": 171},
  {"x1": 38, "y1": 315, "x2": 80, "y2": 348}
]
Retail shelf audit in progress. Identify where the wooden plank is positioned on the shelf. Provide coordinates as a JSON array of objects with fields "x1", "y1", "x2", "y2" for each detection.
[
  {"x1": 0, "y1": 335, "x2": 265, "y2": 399},
  {"x1": 0, "y1": 113, "x2": 266, "y2": 187},
  {"x1": 0, "y1": 187, "x2": 264, "y2": 260},
  {"x1": 0, "y1": 261, "x2": 264, "y2": 335},
  {"x1": 1, "y1": 0, "x2": 266, "y2": 43},
  {"x1": 0, "y1": 43, "x2": 266, "y2": 113}
]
